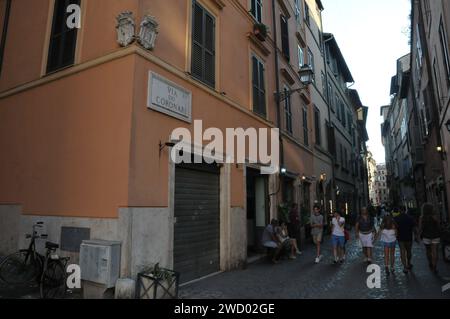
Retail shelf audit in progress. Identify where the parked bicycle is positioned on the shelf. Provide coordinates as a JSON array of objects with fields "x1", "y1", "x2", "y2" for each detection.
[{"x1": 0, "y1": 222, "x2": 70, "y2": 299}]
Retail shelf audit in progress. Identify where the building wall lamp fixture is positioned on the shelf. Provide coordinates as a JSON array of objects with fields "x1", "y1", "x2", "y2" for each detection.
[
  {"x1": 437, "y1": 145, "x2": 447, "y2": 160},
  {"x1": 159, "y1": 141, "x2": 177, "y2": 157},
  {"x1": 275, "y1": 65, "x2": 314, "y2": 103}
]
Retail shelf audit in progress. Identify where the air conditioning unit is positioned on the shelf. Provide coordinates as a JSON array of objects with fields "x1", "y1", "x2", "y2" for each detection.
[{"x1": 80, "y1": 240, "x2": 121, "y2": 288}]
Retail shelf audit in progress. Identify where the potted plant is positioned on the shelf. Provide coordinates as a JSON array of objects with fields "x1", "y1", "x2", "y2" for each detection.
[
  {"x1": 253, "y1": 23, "x2": 268, "y2": 41},
  {"x1": 278, "y1": 203, "x2": 290, "y2": 224},
  {"x1": 136, "y1": 263, "x2": 180, "y2": 299}
]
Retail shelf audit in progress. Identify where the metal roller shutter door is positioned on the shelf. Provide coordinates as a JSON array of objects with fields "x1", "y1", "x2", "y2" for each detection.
[{"x1": 174, "y1": 163, "x2": 220, "y2": 284}]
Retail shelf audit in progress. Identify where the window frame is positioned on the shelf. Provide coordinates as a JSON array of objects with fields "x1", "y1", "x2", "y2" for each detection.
[
  {"x1": 280, "y1": 15, "x2": 290, "y2": 61},
  {"x1": 250, "y1": 0, "x2": 263, "y2": 23},
  {"x1": 307, "y1": 48, "x2": 315, "y2": 82},
  {"x1": 46, "y1": 0, "x2": 81, "y2": 74},
  {"x1": 298, "y1": 45, "x2": 304, "y2": 69}
]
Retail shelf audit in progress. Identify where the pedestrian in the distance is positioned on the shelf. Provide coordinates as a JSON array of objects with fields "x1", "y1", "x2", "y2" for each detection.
[
  {"x1": 331, "y1": 210, "x2": 346, "y2": 264},
  {"x1": 378, "y1": 215, "x2": 397, "y2": 275},
  {"x1": 355, "y1": 207, "x2": 376, "y2": 265},
  {"x1": 419, "y1": 203, "x2": 441, "y2": 274},
  {"x1": 311, "y1": 204, "x2": 324, "y2": 264},
  {"x1": 394, "y1": 206, "x2": 417, "y2": 274}
]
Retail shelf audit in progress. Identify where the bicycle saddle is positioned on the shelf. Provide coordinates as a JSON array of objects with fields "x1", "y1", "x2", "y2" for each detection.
[{"x1": 45, "y1": 242, "x2": 59, "y2": 250}]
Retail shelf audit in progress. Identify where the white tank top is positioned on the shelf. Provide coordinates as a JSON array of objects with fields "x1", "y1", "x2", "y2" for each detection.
[{"x1": 381, "y1": 229, "x2": 396, "y2": 243}]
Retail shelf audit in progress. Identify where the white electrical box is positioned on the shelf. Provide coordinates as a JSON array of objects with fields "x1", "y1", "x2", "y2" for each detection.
[{"x1": 80, "y1": 240, "x2": 121, "y2": 288}]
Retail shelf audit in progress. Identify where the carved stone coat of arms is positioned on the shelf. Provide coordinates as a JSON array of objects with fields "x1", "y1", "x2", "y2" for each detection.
[{"x1": 138, "y1": 15, "x2": 159, "y2": 50}]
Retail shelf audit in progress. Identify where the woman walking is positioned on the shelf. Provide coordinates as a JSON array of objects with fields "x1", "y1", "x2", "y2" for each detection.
[
  {"x1": 356, "y1": 207, "x2": 376, "y2": 264},
  {"x1": 419, "y1": 203, "x2": 441, "y2": 273},
  {"x1": 378, "y1": 215, "x2": 397, "y2": 274},
  {"x1": 331, "y1": 211, "x2": 346, "y2": 264}
]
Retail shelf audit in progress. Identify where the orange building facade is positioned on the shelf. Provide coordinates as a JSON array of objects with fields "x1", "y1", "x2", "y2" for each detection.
[{"x1": 0, "y1": 0, "x2": 323, "y2": 282}]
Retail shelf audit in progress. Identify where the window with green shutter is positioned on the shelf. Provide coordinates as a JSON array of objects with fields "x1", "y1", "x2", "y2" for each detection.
[
  {"x1": 252, "y1": 56, "x2": 266, "y2": 117},
  {"x1": 280, "y1": 15, "x2": 290, "y2": 61},
  {"x1": 303, "y1": 108, "x2": 309, "y2": 146},
  {"x1": 314, "y1": 107, "x2": 321, "y2": 146},
  {"x1": 192, "y1": 1, "x2": 215, "y2": 88},
  {"x1": 284, "y1": 87, "x2": 293, "y2": 133}
]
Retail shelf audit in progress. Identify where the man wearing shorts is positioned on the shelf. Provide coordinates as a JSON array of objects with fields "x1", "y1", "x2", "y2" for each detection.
[
  {"x1": 311, "y1": 204, "x2": 324, "y2": 264},
  {"x1": 355, "y1": 207, "x2": 376, "y2": 264}
]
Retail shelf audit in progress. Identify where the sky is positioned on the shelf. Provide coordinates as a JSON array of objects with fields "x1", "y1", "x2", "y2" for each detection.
[{"x1": 322, "y1": 0, "x2": 411, "y2": 164}]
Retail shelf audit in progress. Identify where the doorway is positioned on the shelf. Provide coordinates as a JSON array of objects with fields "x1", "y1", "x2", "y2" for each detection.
[{"x1": 246, "y1": 168, "x2": 269, "y2": 256}]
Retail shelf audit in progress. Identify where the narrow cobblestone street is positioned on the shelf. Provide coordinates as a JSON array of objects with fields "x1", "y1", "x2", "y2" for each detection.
[{"x1": 180, "y1": 234, "x2": 450, "y2": 299}]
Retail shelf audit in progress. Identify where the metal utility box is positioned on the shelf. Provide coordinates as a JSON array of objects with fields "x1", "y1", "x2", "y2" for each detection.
[{"x1": 80, "y1": 240, "x2": 121, "y2": 288}]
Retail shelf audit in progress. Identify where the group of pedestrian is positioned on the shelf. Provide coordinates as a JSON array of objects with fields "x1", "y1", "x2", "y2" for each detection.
[
  {"x1": 356, "y1": 203, "x2": 442, "y2": 275},
  {"x1": 261, "y1": 204, "x2": 303, "y2": 264},
  {"x1": 309, "y1": 204, "x2": 349, "y2": 265},
  {"x1": 262, "y1": 201, "x2": 443, "y2": 274}
]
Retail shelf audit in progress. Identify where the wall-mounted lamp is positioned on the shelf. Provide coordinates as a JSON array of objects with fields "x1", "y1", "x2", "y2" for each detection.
[
  {"x1": 280, "y1": 167, "x2": 287, "y2": 175},
  {"x1": 275, "y1": 65, "x2": 314, "y2": 103},
  {"x1": 302, "y1": 175, "x2": 307, "y2": 181},
  {"x1": 159, "y1": 140, "x2": 177, "y2": 157},
  {"x1": 436, "y1": 145, "x2": 447, "y2": 160}
]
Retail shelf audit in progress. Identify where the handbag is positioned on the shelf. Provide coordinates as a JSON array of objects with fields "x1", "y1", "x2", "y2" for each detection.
[{"x1": 344, "y1": 229, "x2": 350, "y2": 241}]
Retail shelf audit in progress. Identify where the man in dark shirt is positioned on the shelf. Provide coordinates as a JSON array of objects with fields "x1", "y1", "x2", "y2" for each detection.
[{"x1": 394, "y1": 206, "x2": 417, "y2": 274}]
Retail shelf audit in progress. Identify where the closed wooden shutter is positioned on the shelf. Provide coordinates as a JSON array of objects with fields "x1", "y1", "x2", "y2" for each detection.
[
  {"x1": 252, "y1": 56, "x2": 266, "y2": 117},
  {"x1": 280, "y1": 16, "x2": 290, "y2": 61},
  {"x1": 192, "y1": 2, "x2": 215, "y2": 88}
]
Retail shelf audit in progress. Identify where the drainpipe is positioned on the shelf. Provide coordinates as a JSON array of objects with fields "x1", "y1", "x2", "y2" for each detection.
[
  {"x1": 271, "y1": 0, "x2": 284, "y2": 203},
  {"x1": 322, "y1": 33, "x2": 337, "y2": 218},
  {"x1": 0, "y1": 0, "x2": 12, "y2": 77}
]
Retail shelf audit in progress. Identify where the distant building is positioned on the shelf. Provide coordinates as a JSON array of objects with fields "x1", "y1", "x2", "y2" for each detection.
[
  {"x1": 367, "y1": 151, "x2": 377, "y2": 205},
  {"x1": 374, "y1": 164, "x2": 389, "y2": 206}
]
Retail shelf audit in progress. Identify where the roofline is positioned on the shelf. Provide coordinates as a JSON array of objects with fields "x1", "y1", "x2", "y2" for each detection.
[
  {"x1": 323, "y1": 33, "x2": 354, "y2": 83},
  {"x1": 316, "y1": 0, "x2": 324, "y2": 11}
]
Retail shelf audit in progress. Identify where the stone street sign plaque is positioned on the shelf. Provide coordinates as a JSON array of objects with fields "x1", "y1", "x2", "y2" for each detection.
[{"x1": 148, "y1": 72, "x2": 192, "y2": 123}]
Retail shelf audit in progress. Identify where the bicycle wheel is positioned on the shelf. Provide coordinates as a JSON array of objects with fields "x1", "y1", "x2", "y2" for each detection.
[
  {"x1": 0, "y1": 250, "x2": 42, "y2": 285},
  {"x1": 40, "y1": 260, "x2": 67, "y2": 299}
]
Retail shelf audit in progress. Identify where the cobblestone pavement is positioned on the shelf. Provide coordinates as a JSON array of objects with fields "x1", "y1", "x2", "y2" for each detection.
[
  {"x1": 180, "y1": 234, "x2": 450, "y2": 299},
  {"x1": 1, "y1": 236, "x2": 450, "y2": 299}
]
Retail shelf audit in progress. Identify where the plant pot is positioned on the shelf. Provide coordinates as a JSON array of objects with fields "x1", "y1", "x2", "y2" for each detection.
[
  {"x1": 253, "y1": 24, "x2": 267, "y2": 41},
  {"x1": 136, "y1": 268, "x2": 180, "y2": 299}
]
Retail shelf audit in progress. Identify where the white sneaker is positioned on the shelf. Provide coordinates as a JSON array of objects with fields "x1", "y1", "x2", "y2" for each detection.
[
  {"x1": 296, "y1": 250, "x2": 303, "y2": 255},
  {"x1": 315, "y1": 257, "x2": 320, "y2": 264}
]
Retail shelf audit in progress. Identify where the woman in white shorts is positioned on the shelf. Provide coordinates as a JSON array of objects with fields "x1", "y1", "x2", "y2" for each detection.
[
  {"x1": 355, "y1": 207, "x2": 376, "y2": 264},
  {"x1": 419, "y1": 203, "x2": 441, "y2": 273}
]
